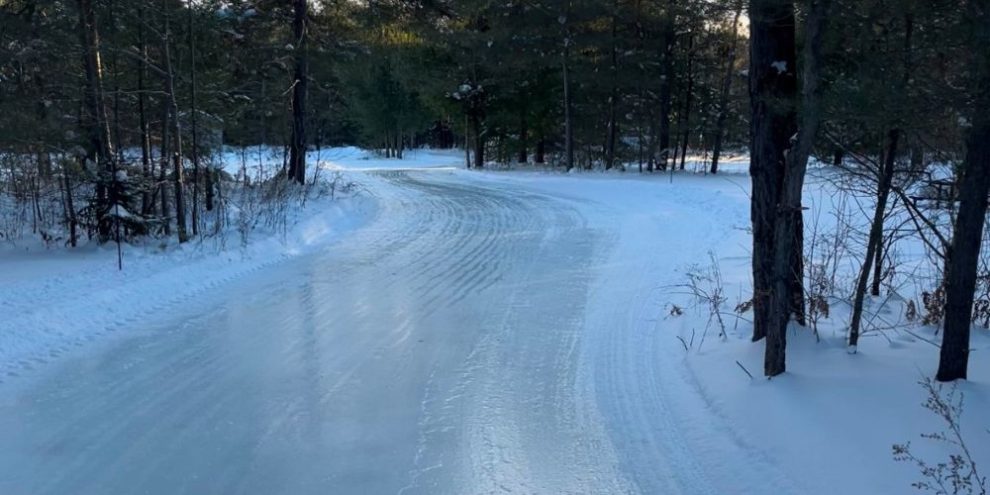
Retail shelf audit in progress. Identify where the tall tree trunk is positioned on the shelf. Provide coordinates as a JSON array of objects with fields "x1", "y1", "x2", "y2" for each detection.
[
  {"x1": 937, "y1": 0, "x2": 990, "y2": 382},
  {"x1": 710, "y1": 1, "x2": 743, "y2": 175},
  {"x1": 188, "y1": 4, "x2": 200, "y2": 234},
  {"x1": 762, "y1": 0, "x2": 828, "y2": 375},
  {"x1": 562, "y1": 8, "x2": 575, "y2": 172},
  {"x1": 850, "y1": 12, "x2": 914, "y2": 349},
  {"x1": 748, "y1": 0, "x2": 798, "y2": 361},
  {"x1": 137, "y1": 4, "x2": 152, "y2": 217},
  {"x1": 605, "y1": 0, "x2": 619, "y2": 170},
  {"x1": 658, "y1": 8, "x2": 675, "y2": 170},
  {"x1": 535, "y1": 138, "x2": 546, "y2": 164},
  {"x1": 937, "y1": 122, "x2": 990, "y2": 381},
  {"x1": 678, "y1": 34, "x2": 695, "y2": 171},
  {"x1": 159, "y1": 94, "x2": 171, "y2": 236},
  {"x1": 76, "y1": 0, "x2": 114, "y2": 241},
  {"x1": 849, "y1": 130, "x2": 900, "y2": 349},
  {"x1": 288, "y1": 0, "x2": 308, "y2": 185},
  {"x1": 161, "y1": 5, "x2": 187, "y2": 243}
]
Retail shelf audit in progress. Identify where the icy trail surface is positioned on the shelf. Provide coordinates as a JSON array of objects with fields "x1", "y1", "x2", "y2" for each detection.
[{"x1": 0, "y1": 167, "x2": 785, "y2": 494}]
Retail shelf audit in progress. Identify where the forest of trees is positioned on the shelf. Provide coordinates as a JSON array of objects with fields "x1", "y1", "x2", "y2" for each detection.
[{"x1": 1, "y1": 0, "x2": 988, "y2": 381}]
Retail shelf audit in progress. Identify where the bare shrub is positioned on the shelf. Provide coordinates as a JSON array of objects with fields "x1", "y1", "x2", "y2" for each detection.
[
  {"x1": 893, "y1": 377, "x2": 987, "y2": 495},
  {"x1": 676, "y1": 251, "x2": 729, "y2": 348}
]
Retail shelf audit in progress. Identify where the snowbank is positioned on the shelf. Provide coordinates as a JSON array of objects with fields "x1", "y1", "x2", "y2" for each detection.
[{"x1": 0, "y1": 173, "x2": 378, "y2": 382}]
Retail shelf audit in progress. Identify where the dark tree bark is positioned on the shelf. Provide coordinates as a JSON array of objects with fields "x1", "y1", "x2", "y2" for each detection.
[
  {"x1": 64, "y1": 168, "x2": 78, "y2": 247},
  {"x1": 471, "y1": 111, "x2": 484, "y2": 168},
  {"x1": 188, "y1": 4, "x2": 200, "y2": 233},
  {"x1": 287, "y1": 0, "x2": 308, "y2": 185},
  {"x1": 678, "y1": 34, "x2": 695, "y2": 171},
  {"x1": 76, "y1": 0, "x2": 114, "y2": 241},
  {"x1": 849, "y1": 130, "x2": 900, "y2": 349},
  {"x1": 605, "y1": 0, "x2": 619, "y2": 170},
  {"x1": 762, "y1": 0, "x2": 829, "y2": 375},
  {"x1": 748, "y1": 0, "x2": 798, "y2": 359},
  {"x1": 161, "y1": 4, "x2": 187, "y2": 243},
  {"x1": 710, "y1": 1, "x2": 743, "y2": 175},
  {"x1": 657, "y1": 7, "x2": 675, "y2": 170},
  {"x1": 871, "y1": 240, "x2": 884, "y2": 296},
  {"x1": 937, "y1": 122, "x2": 990, "y2": 381},
  {"x1": 535, "y1": 138, "x2": 546, "y2": 164},
  {"x1": 159, "y1": 91, "x2": 171, "y2": 237},
  {"x1": 937, "y1": 0, "x2": 990, "y2": 381},
  {"x1": 562, "y1": 7, "x2": 575, "y2": 172},
  {"x1": 850, "y1": 13, "x2": 913, "y2": 349},
  {"x1": 518, "y1": 105, "x2": 528, "y2": 164},
  {"x1": 137, "y1": 4, "x2": 152, "y2": 217}
]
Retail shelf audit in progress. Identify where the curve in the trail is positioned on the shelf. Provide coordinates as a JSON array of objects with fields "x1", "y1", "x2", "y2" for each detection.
[{"x1": 0, "y1": 169, "x2": 792, "y2": 495}]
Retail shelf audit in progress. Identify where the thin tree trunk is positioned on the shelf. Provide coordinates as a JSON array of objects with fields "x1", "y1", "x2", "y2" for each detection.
[
  {"x1": 562, "y1": 9, "x2": 575, "y2": 172},
  {"x1": 518, "y1": 105, "x2": 528, "y2": 164},
  {"x1": 138, "y1": 4, "x2": 152, "y2": 217},
  {"x1": 710, "y1": 1, "x2": 743, "y2": 175},
  {"x1": 76, "y1": 0, "x2": 115, "y2": 241},
  {"x1": 161, "y1": 5, "x2": 187, "y2": 243},
  {"x1": 64, "y1": 168, "x2": 78, "y2": 247},
  {"x1": 159, "y1": 92, "x2": 171, "y2": 236},
  {"x1": 471, "y1": 111, "x2": 484, "y2": 169},
  {"x1": 849, "y1": 129, "x2": 900, "y2": 349},
  {"x1": 850, "y1": 12, "x2": 914, "y2": 349},
  {"x1": 396, "y1": 126, "x2": 404, "y2": 159},
  {"x1": 188, "y1": 4, "x2": 200, "y2": 234},
  {"x1": 605, "y1": 0, "x2": 619, "y2": 170},
  {"x1": 658, "y1": 7, "x2": 675, "y2": 170},
  {"x1": 678, "y1": 34, "x2": 695, "y2": 171}
]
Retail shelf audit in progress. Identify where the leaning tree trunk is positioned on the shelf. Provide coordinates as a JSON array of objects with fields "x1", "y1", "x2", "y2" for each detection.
[
  {"x1": 937, "y1": 0, "x2": 990, "y2": 381},
  {"x1": 710, "y1": 1, "x2": 743, "y2": 175},
  {"x1": 287, "y1": 0, "x2": 308, "y2": 185},
  {"x1": 850, "y1": 13, "x2": 914, "y2": 350},
  {"x1": 748, "y1": 0, "x2": 798, "y2": 377},
  {"x1": 848, "y1": 130, "x2": 900, "y2": 349}
]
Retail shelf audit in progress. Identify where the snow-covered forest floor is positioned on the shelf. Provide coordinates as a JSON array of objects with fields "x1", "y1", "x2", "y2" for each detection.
[{"x1": 1, "y1": 148, "x2": 988, "y2": 494}]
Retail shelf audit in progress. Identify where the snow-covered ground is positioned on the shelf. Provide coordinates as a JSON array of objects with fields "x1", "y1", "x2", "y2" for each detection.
[{"x1": 0, "y1": 148, "x2": 987, "y2": 494}]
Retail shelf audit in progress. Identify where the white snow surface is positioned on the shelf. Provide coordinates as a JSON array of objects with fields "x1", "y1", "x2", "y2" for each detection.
[{"x1": 0, "y1": 148, "x2": 988, "y2": 494}]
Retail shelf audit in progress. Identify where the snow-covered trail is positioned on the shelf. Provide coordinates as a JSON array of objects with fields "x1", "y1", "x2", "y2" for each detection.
[{"x1": 0, "y1": 169, "x2": 783, "y2": 494}]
